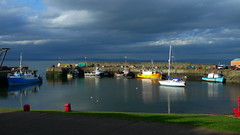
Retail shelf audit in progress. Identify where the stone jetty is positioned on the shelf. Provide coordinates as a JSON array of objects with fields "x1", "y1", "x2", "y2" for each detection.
[{"x1": 46, "y1": 61, "x2": 240, "y2": 84}]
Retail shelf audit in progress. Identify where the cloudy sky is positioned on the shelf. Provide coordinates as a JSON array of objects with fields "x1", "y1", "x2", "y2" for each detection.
[{"x1": 1, "y1": 0, "x2": 240, "y2": 64}]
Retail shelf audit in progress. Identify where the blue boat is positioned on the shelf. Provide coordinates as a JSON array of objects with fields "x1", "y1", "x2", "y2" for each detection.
[
  {"x1": 7, "y1": 72, "x2": 42, "y2": 85},
  {"x1": 7, "y1": 54, "x2": 42, "y2": 85},
  {"x1": 202, "y1": 73, "x2": 224, "y2": 83}
]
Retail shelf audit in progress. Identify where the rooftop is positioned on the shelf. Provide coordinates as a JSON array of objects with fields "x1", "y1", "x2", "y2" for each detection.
[{"x1": 231, "y1": 58, "x2": 240, "y2": 62}]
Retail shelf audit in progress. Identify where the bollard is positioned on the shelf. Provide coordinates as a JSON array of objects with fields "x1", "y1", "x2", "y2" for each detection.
[
  {"x1": 233, "y1": 108, "x2": 240, "y2": 117},
  {"x1": 238, "y1": 96, "x2": 240, "y2": 111},
  {"x1": 233, "y1": 96, "x2": 240, "y2": 117},
  {"x1": 64, "y1": 103, "x2": 71, "y2": 112},
  {"x1": 23, "y1": 104, "x2": 30, "y2": 112}
]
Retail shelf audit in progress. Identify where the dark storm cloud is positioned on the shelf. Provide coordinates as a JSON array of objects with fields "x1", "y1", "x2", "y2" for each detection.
[{"x1": 1, "y1": 0, "x2": 240, "y2": 63}]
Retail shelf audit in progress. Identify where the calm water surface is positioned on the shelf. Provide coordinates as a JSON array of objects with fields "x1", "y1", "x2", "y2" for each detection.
[{"x1": 0, "y1": 60, "x2": 240, "y2": 114}]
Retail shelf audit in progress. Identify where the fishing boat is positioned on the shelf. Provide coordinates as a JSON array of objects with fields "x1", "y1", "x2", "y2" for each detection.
[
  {"x1": 114, "y1": 64, "x2": 129, "y2": 77},
  {"x1": 202, "y1": 73, "x2": 224, "y2": 83},
  {"x1": 114, "y1": 69, "x2": 129, "y2": 77},
  {"x1": 84, "y1": 67, "x2": 103, "y2": 77},
  {"x1": 159, "y1": 45, "x2": 186, "y2": 87},
  {"x1": 137, "y1": 59, "x2": 162, "y2": 79},
  {"x1": 67, "y1": 68, "x2": 79, "y2": 79},
  {"x1": 7, "y1": 54, "x2": 42, "y2": 85},
  {"x1": 114, "y1": 56, "x2": 130, "y2": 77},
  {"x1": 137, "y1": 70, "x2": 162, "y2": 79}
]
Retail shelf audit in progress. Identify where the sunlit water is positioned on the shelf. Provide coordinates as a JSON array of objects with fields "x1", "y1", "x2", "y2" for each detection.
[{"x1": 0, "y1": 61, "x2": 240, "y2": 114}]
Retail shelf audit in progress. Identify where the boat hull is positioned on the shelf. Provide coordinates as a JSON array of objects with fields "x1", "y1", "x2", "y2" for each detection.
[
  {"x1": 202, "y1": 77, "x2": 224, "y2": 83},
  {"x1": 7, "y1": 77, "x2": 42, "y2": 85},
  {"x1": 137, "y1": 73, "x2": 162, "y2": 79},
  {"x1": 159, "y1": 80, "x2": 186, "y2": 87}
]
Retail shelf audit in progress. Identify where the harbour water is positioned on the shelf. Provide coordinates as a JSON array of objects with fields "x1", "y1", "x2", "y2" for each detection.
[{"x1": 0, "y1": 60, "x2": 240, "y2": 114}]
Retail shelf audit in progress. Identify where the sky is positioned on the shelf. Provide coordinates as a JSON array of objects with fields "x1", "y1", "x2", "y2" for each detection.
[{"x1": 1, "y1": 0, "x2": 240, "y2": 64}]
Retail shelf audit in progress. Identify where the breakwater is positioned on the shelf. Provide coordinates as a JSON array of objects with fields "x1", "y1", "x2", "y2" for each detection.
[{"x1": 46, "y1": 62, "x2": 240, "y2": 83}]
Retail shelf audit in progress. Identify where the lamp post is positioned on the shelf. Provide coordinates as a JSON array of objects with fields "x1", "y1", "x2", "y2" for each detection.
[{"x1": 124, "y1": 56, "x2": 127, "y2": 68}]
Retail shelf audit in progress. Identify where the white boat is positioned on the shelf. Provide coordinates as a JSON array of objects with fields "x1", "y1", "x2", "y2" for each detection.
[
  {"x1": 159, "y1": 45, "x2": 186, "y2": 87},
  {"x1": 114, "y1": 57, "x2": 130, "y2": 77},
  {"x1": 84, "y1": 72, "x2": 96, "y2": 76},
  {"x1": 114, "y1": 69, "x2": 129, "y2": 77},
  {"x1": 84, "y1": 67, "x2": 103, "y2": 77},
  {"x1": 7, "y1": 54, "x2": 42, "y2": 85},
  {"x1": 159, "y1": 78, "x2": 186, "y2": 87}
]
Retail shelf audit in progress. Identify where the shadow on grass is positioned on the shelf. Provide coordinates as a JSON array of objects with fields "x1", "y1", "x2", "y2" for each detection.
[{"x1": 66, "y1": 111, "x2": 240, "y2": 133}]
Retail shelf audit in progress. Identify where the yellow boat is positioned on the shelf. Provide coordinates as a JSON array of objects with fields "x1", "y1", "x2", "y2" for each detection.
[{"x1": 137, "y1": 70, "x2": 162, "y2": 79}]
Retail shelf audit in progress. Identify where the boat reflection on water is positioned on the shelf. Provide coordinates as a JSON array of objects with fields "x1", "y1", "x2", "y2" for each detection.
[
  {"x1": 8, "y1": 83, "x2": 42, "y2": 97},
  {"x1": 84, "y1": 76, "x2": 100, "y2": 87},
  {"x1": 204, "y1": 82, "x2": 223, "y2": 98},
  {"x1": 137, "y1": 78, "x2": 159, "y2": 84},
  {"x1": 138, "y1": 78, "x2": 160, "y2": 103},
  {"x1": 159, "y1": 86, "x2": 186, "y2": 114},
  {"x1": 8, "y1": 83, "x2": 42, "y2": 107},
  {"x1": 46, "y1": 75, "x2": 77, "y2": 86}
]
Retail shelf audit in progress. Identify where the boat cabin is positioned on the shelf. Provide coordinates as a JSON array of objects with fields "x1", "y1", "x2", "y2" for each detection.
[{"x1": 207, "y1": 73, "x2": 221, "y2": 78}]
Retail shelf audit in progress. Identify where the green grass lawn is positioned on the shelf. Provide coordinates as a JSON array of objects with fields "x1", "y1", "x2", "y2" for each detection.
[
  {"x1": 68, "y1": 111, "x2": 240, "y2": 133},
  {"x1": 1, "y1": 109, "x2": 240, "y2": 133}
]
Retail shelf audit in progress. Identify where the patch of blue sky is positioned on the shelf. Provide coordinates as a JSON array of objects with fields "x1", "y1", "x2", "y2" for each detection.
[{"x1": 9, "y1": 0, "x2": 46, "y2": 12}]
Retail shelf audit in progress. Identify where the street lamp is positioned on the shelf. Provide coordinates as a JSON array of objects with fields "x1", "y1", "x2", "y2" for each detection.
[{"x1": 124, "y1": 56, "x2": 127, "y2": 68}]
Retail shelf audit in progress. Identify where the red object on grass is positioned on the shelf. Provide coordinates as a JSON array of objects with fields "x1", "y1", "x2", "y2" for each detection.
[
  {"x1": 233, "y1": 96, "x2": 240, "y2": 117},
  {"x1": 23, "y1": 104, "x2": 30, "y2": 112},
  {"x1": 64, "y1": 103, "x2": 71, "y2": 112}
]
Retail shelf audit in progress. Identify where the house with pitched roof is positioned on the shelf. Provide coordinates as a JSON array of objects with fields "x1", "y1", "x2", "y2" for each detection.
[{"x1": 231, "y1": 58, "x2": 240, "y2": 68}]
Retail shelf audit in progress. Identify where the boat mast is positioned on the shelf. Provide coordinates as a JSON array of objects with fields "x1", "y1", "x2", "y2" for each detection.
[
  {"x1": 151, "y1": 59, "x2": 154, "y2": 69},
  {"x1": 167, "y1": 45, "x2": 172, "y2": 77},
  {"x1": 20, "y1": 53, "x2": 22, "y2": 73},
  {"x1": 124, "y1": 56, "x2": 127, "y2": 71}
]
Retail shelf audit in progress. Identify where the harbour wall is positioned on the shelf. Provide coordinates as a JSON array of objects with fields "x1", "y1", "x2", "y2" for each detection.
[{"x1": 46, "y1": 62, "x2": 240, "y2": 84}]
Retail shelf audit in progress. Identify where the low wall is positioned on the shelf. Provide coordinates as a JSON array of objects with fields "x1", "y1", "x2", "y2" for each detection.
[{"x1": 47, "y1": 62, "x2": 240, "y2": 83}]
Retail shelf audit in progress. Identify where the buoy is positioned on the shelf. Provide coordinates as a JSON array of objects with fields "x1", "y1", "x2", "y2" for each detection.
[
  {"x1": 23, "y1": 104, "x2": 30, "y2": 112},
  {"x1": 64, "y1": 103, "x2": 71, "y2": 112}
]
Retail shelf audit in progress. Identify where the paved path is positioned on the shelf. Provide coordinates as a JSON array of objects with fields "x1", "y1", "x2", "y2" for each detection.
[{"x1": 0, "y1": 111, "x2": 239, "y2": 135}]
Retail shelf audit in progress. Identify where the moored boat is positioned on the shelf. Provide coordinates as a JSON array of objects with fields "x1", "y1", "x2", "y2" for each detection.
[
  {"x1": 202, "y1": 73, "x2": 224, "y2": 83},
  {"x1": 137, "y1": 70, "x2": 162, "y2": 79},
  {"x1": 114, "y1": 69, "x2": 129, "y2": 77},
  {"x1": 159, "y1": 77, "x2": 186, "y2": 87},
  {"x1": 7, "y1": 54, "x2": 42, "y2": 85},
  {"x1": 159, "y1": 45, "x2": 186, "y2": 87},
  {"x1": 7, "y1": 70, "x2": 42, "y2": 85},
  {"x1": 84, "y1": 67, "x2": 104, "y2": 77}
]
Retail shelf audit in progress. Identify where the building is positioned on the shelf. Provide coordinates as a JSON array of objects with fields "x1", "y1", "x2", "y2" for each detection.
[{"x1": 231, "y1": 58, "x2": 240, "y2": 68}]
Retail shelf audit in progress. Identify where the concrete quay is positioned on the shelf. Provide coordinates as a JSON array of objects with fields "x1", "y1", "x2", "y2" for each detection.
[{"x1": 46, "y1": 62, "x2": 240, "y2": 83}]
